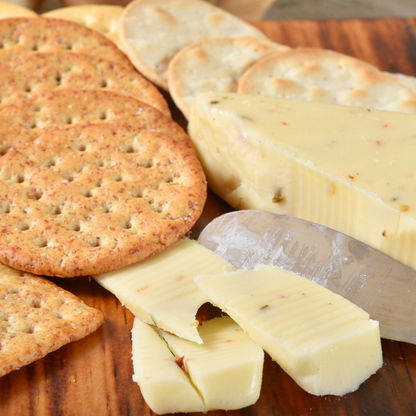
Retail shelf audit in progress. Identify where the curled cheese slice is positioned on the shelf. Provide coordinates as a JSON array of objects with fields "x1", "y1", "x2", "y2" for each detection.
[{"x1": 94, "y1": 238, "x2": 235, "y2": 343}]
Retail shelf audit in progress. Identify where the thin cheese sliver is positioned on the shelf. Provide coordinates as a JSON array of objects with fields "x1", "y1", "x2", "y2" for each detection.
[
  {"x1": 131, "y1": 317, "x2": 208, "y2": 414},
  {"x1": 195, "y1": 265, "x2": 383, "y2": 396},
  {"x1": 93, "y1": 238, "x2": 235, "y2": 343},
  {"x1": 159, "y1": 316, "x2": 264, "y2": 410},
  {"x1": 131, "y1": 316, "x2": 264, "y2": 414}
]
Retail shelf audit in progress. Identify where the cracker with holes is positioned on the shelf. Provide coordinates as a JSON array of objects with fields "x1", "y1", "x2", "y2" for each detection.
[
  {"x1": 0, "y1": 262, "x2": 104, "y2": 377},
  {"x1": 0, "y1": 17, "x2": 133, "y2": 68},
  {"x1": 0, "y1": 52, "x2": 170, "y2": 116},
  {"x1": 237, "y1": 47, "x2": 416, "y2": 114},
  {"x1": 42, "y1": 5, "x2": 124, "y2": 49},
  {"x1": 0, "y1": 89, "x2": 191, "y2": 156},
  {"x1": 0, "y1": 123, "x2": 206, "y2": 277}
]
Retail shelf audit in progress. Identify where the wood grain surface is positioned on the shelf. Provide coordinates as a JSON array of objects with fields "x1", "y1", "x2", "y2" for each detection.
[
  {"x1": 265, "y1": 0, "x2": 416, "y2": 20},
  {"x1": 2, "y1": 17, "x2": 416, "y2": 416}
]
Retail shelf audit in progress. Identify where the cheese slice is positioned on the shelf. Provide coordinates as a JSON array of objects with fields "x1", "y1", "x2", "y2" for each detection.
[
  {"x1": 188, "y1": 92, "x2": 416, "y2": 271},
  {"x1": 131, "y1": 317, "x2": 208, "y2": 414},
  {"x1": 160, "y1": 316, "x2": 264, "y2": 410},
  {"x1": 195, "y1": 265, "x2": 383, "y2": 396},
  {"x1": 93, "y1": 238, "x2": 236, "y2": 343},
  {"x1": 131, "y1": 316, "x2": 264, "y2": 414}
]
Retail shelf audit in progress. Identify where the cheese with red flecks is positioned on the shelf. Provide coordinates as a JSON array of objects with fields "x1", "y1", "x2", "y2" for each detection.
[
  {"x1": 131, "y1": 316, "x2": 264, "y2": 414},
  {"x1": 195, "y1": 265, "x2": 383, "y2": 396},
  {"x1": 93, "y1": 238, "x2": 235, "y2": 343},
  {"x1": 188, "y1": 92, "x2": 416, "y2": 271}
]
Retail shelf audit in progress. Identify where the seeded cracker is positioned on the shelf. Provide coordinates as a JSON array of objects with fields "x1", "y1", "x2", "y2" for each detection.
[
  {"x1": 0, "y1": 17, "x2": 133, "y2": 68},
  {"x1": 0, "y1": 89, "x2": 191, "y2": 156},
  {"x1": 0, "y1": 123, "x2": 206, "y2": 277},
  {"x1": 0, "y1": 52, "x2": 170, "y2": 116},
  {"x1": 0, "y1": 262, "x2": 104, "y2": 377}
]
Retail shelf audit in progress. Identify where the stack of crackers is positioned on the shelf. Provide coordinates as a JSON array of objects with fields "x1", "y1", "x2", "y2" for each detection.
[
  {"x1": 168, "y1": 44, "x2": 416, "y2": 118},
  {"x1": 0, "y1": 8, "x2": 207, "y2": 378},
  {"x1": 92, "y1": 0, "x2": 416, "y2": 119},
  {"x1": 115, "y1": 0, "x2": 290, "y2": 119}
]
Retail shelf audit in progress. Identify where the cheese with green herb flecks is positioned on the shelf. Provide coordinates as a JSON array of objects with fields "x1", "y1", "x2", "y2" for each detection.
[{"x1": 188, "y1": 92, "x2": 416, "y2": 271}]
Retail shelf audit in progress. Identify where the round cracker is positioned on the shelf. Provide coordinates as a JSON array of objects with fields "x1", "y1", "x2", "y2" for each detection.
[
  {"x1": 118, "y1": 0, "x2": 270, "y2": 91},
  {"x1": 168, "y1": 36, "x2": 289, "y2": 119},
  {"x1": 42, "y1": 5, "x2": 123, "y2": 49},
  {"x1": 0, "y1": 123, "x2": 207, "y2": 277},
  {"x1": 0, "y1": 17, "x2": 133, "y2": 68},
  {"x1": 0, "y1": 1, "x2": 38, "y2": 18},
  {"x1": 237, "y1": 47, "x2": 416, "y2": 114},
  {"x1": 0, "y1": 89, "x2": 191, "y2": 156},
  {"x1": 0, "y1": 51, "x2": 170, "y2": 116}
]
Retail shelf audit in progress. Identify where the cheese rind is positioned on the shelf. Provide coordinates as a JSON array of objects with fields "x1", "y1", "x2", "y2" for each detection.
[
  {"x1": 160, "y1": 316, "x2": 264, "y2": 409},
  {"x1": 131, "y1": 317, "x2": 208, "y2": 414},
  {"x1": 93, "y1": 238, "x2": 236, "y2": 343},
  {"x1": 187, "y1": 92, "x2": 416, "y2": 271},
  {"x1": 195, "y1": 265, "x2": 383, "y2": 396}
]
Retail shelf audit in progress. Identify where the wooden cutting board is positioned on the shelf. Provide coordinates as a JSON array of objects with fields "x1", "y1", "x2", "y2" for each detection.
[{"x1": 2, "y1": 17, "x2": 416, "y2": 416}]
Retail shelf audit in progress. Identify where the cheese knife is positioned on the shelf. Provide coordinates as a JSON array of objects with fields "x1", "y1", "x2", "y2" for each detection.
[{"x1": 197, "y1": 209, "x2": 416, "y2": 345}]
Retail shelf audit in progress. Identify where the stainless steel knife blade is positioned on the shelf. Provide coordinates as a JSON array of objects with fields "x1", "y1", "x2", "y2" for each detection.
[{"x1": 197, "y1": 209, "x2": 416, "y2": 344}]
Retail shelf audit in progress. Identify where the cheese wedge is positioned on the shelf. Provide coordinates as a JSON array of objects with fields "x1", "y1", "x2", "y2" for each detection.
[
  {"x1": 131, "y1": 317, "x2": 207, "y2": 414},
  {"x1": 131, "y1": 316, "x2": 264, "y2": 414},
  {"x1": 160, "y1": 316, "x2": 264, "y2": 410},
  {"x1": 188, "y1": 92, "x2": 416, "y2": 272},
  {"x1": 195, "y1": 265, "x2": 383, "y2": 396},
  {"x1": 93, "y1": 238, "x2": 235, "y2": 343}
]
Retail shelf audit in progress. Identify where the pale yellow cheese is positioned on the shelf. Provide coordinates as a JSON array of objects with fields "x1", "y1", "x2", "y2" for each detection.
[
  {"x1": 188, "y1": 92, "x2": 416, "y2": 271},
  {"x1": 160, "y1": 316, "x2": 264, "y2": 410},
  {"x1": 195, "y1": 265, "x2": 383, "y2": 396},
  {"x1": 131, "y1": 316, "x2": 264, "y2": 414},
  {"x1": 131, "y1": 317, "x2": 208, "y2": 414},
  {"x1": 93, "y1": 238, "x2": 236, "y2": 343}
]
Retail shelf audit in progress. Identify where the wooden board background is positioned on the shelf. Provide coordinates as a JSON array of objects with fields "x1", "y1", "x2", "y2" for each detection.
[{"x1": 2, "y1": 17, "x2": 416, "y2": 416}]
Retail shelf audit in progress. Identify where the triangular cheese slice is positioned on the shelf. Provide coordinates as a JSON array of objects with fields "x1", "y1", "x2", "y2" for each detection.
[{"x1": 188, "y1": 92, "x2": 416, "y2": 271}]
